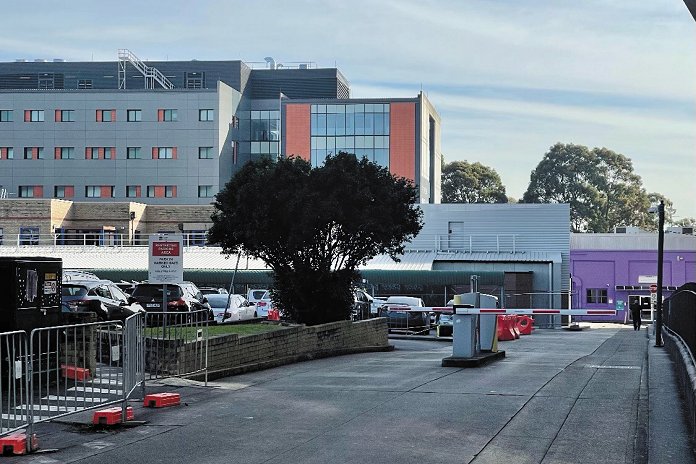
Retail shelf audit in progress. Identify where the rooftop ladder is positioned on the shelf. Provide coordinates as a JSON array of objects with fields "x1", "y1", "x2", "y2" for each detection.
[{"x1": 118, "y1": 49, "x2": 174, "y2": 90}]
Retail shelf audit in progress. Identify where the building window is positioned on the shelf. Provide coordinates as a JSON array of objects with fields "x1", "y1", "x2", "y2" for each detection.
[
  {"x1": 127, "y1": 147, "x2": 142, "y2": 159},
  {"x1": 199, "y1": 109, "x2": 214, "y2": 121},
  {"x1": 158, "y1": 109, "x2": 177, "y2": 122},
  {"x1": 25, "y1": 110, "x2": 44, "y2": 122},
  {"x1": 0, "y1": 110, "x2": 12, "y2": 122},
  {"x1": 126, "y1": 185, "x2": 141, "y2": 198},
  {"x1": 85, "y1": 185, "x2": 114, "y2": 198},
  {"x1": 198, "y1": 147, "x2": 214, "y2": 159},
  {"x1": 146, "y1": 186, "x2": 176, "y2": 198},
  {"x1": 19, "y1": 227, "x2": 39, "y2": 246},
  {"x1": 185, "y1": 230, "x2": 207, "y2": 246},
  {"x1": 77, "y1": 79, "x2": 92, "y2": 89},
  {"x1": 198, "y1": 185, "x2": 214, "y2": 198},
  {"x1": 310, "y1": 103, "x2": 390, "y2": 168},
  {"x1": 127, "y1": 109, "x2": 142, "y2": 122},
  {"x1": 0, "y1": 147, "x2": 13, "y2": 159},
  {"x1": 19, "y1": 186, "x2": 42, "y2": 198},
  {"x1": 86, "y1": 147, "x2": 115, "y2": 159},
  {"x1": 158, "y1": 147, "x2": 174, "y2": 159},
  {"x1": 24, "y1": 147, "x2": 44, "y2": 159},
  {"x1": 54, "y1": 185, "x2": 74, "y2": 198},
  {"x1": 57, "y1": 147, "x2": 75, "y2": 159},
  {"x1": 586, "y1": 288, "x2": 608, "y2": 304},
  {"x1": 250, "y1": 110, "x2": 280, "y2": 141},
  {"x1": 56, "y1": 110, "x2": 75, "y2": 122},
  {"x1": 96, "y1": 109, "x2": 115, "y2": 122}
]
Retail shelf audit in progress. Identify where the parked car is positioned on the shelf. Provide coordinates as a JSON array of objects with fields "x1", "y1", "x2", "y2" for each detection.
[
  {"x1": 200, "y1": 287, "x2": 229, "y2": 295},
  {"x1": 247, "y1": 289, "x2": 269, "y2": 305},
  {"x1": 436, "y1": 313, "x2": 453, "y2": 337},
  {"x1": 371, "y1": 297, "x2": 387, "y2": 316},
  {"x1": 255, "y1": 290, "x2": 275, "y2": 318},
  {"x1": 129, "y1": 282, "x2": 213, "y2": 321},
  {"x1": 207, "y1": 294, "x2": 257, "y2": 323},
  {"x1": 62, "y1": 279, "x2": 145, "y2": 322},
  {"x1": 378, "y1": 296, "x2": 430, "y2": 332},
  {"x1": 352, "y1": 289, "x2": 373, "y2": 321}
]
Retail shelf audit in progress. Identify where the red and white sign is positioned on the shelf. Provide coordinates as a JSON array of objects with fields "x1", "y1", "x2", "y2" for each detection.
[
  {"x1": 649, "y1": 284, "x2": 658, "y2": 293},
  {"x1": 148, "y1": 234, "x2": 184, "y2": 284}
]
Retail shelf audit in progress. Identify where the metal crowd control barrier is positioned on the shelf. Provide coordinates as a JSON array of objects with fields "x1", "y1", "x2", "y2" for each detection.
[
  {"x1": 143, "y1": 310, "x2": 209, "y2": 384},
  {"x1": 0, "y1": 309, "x2": 210, "y2": 452},
  {"x1": 0, "y1": 331, "x2": 30, "y2": 435},
  {"x1": 378, "y1": 307, "x2": 434, "y2": 335}
]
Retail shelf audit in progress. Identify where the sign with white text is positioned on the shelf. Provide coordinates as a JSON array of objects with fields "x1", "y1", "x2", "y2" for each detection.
[{"x1": 148, "y1": 234, "x2": 184, "y2": 284}]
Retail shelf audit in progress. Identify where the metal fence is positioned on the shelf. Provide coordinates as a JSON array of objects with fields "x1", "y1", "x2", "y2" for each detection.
[
  {"x1": 664, "y1": 285, "x2": 696, "y2": 356},
  {"x1": 0, "y1": 310, "x2": 209, "y2": 452}
]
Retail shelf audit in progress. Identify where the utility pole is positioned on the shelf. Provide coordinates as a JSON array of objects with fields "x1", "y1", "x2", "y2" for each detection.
[{"x1": 655, "y1": 200, "x2": 665, "y2": 347}]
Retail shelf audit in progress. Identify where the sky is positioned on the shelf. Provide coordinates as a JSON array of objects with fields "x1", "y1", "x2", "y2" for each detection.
[{"x1": 2, "y1": 0, "x2": 694, "y2": 218}]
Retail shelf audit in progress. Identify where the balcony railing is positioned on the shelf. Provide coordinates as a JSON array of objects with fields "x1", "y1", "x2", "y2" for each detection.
[
  {"x1": 405, "y1": 234, "x2": 519, "y2": 253},
  {"x1": 0, "y1": 233, "x2": 208, "y2": 247}
]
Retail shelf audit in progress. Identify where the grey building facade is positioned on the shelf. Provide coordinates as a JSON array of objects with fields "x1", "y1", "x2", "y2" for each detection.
[{"x1": 0, "y1": 55, "x2": 350, "y2": 205}]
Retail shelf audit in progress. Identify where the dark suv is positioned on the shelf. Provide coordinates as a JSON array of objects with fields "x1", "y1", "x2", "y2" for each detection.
[
  {"x1": 62, "y1": 279, "x2": 145, "y2": 322},
  {"x1": 129, "y1": 282, "x2": 212, "y2": 321}
]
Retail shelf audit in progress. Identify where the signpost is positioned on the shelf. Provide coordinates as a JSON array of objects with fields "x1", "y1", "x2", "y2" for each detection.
[
  {"x1": 149, "y1": 234, "x2": 184, "y2": 318},
  {"x1": 148, "y1": 234, "x2": 184, "y2": 284}
]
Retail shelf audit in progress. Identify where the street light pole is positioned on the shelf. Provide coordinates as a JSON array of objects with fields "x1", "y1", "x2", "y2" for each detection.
[{"x1": 655, "y1": 200, "x2": 665, "y2": 347}]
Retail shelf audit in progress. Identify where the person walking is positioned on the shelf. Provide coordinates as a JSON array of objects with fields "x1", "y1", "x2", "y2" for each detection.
[{"x1": 630, "y1": 301, "x2": 642, "y2": 331}]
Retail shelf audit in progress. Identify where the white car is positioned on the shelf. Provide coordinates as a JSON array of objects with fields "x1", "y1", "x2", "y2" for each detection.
[
  {"x1": 247, "y1": 289, "x2": 269, "y2": 305},
  {"x1": 207, "y1": 294, "x2": 257, "y2": 323},
  {"x1": 255, "y1": 290, "x2": 275, "y2": 318}
]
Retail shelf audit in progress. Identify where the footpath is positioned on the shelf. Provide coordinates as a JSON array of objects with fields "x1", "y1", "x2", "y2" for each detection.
[{"x1": 6, "y1": 323, "x2": 695, "y2": 464}]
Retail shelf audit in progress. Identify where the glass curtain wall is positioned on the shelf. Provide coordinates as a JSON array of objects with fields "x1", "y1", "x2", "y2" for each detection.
[
  {"x1": 310, "y1": 103, "x2": 390, "y2": 168},
  {"x1": 250, "y1": 110, "x2": 280, "y2": 159}
]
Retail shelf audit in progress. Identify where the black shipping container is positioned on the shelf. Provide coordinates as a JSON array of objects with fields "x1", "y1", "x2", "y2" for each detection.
[{"x1": 0, "y1": 257, "x2": 63, "y2": 333}]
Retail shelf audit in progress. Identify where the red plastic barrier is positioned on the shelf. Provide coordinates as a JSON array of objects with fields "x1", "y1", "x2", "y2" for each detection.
[
  {"x1": 93, "y1": 406, "x2": 134, "y2": 425},
  {"x1": 144, "y1": 392, "x2": 181, "y2": 408},
  {"x1": 517, "y1": 315, "x2": 534, "y2": 335},
  {"x1": 497, "y1": 315, "x2": 516, "y2": 341},
  {"x1": 61, "y1": 364, "x2": 91, "y2": 381},
  {"x1": 267, "y1": 309, "x2": 280, "y2": 321},
  {"x1": 0, "y1": 433, "x2": 37, "y2": 455},
  {"x1": 512, "y1": 315, "x2": 521, "y2": 338}
]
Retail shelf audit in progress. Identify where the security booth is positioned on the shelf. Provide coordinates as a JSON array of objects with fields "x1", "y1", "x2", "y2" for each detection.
[{"x1": 0, "y1": 257, "x2": 63, "y2": 333}]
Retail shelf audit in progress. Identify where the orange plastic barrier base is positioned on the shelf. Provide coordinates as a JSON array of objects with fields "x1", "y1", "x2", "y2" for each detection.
[
  {"x1": 497, "y1": 316, "x2": 516, "y2": 341},
  {"x1": 93, "y1": 407, "x2": 134, "y2": 425},
  {"x1": 517, "y1": 316, "x2": 534, "y2": 335},
  {"x1": 267, "y1": 309, "x2": 280, "y2": 321},
  {"x1": 0, "y1": 433, "x2": 37, "y2": 455},
  {"x1": 512, "y1": 315, "x2": 521, "y2": 339},
  {"x1": 144, "y1": 392, "x2": 181, "y2": 408},
  {"x1": 61, "y1": 364, "x2": 91, "y2": 381}
]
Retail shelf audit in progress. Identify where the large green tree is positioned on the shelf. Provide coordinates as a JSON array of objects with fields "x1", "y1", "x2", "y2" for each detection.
[
  {"x1": 208, "y1": 153, "x2": 423, "y2": 325},
  {"x1": 441, "y1": 160, "x2": 508, "y2": 203},
  {"x1": 522, "y1": 143, "x2": 671, "y2": 233}
]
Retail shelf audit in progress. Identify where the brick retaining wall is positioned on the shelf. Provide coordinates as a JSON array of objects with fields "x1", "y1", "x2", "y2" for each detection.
[{"x1": 153, "y1": 318, "x2": 391, "y2": 381}]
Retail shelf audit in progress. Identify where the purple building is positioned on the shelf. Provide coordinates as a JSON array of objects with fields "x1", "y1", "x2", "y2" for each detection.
[{"x1": 570, "y1": 232, "x2": 696, "y2": 322}]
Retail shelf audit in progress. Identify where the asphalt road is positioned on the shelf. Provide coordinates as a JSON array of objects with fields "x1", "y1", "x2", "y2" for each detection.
[{"x1": 11, "y1": 325, "x2": 694, "y2": 464}]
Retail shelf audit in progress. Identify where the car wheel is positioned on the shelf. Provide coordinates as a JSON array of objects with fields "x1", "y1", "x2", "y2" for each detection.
[{"x1": 254, "y1": 312, "x2": 257, "y2": 318}]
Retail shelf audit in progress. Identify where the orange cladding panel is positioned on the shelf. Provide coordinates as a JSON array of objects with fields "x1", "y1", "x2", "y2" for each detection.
[
  {"x1": 389, "y1": 102, "x2": 416, "y2": 182},
  {"x1": 285, "y1": 104, "x2": 311, "y2": 161}
]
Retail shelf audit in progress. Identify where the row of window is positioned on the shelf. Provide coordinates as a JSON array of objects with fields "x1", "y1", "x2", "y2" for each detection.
[
  {"x1": 0, "y1": 146, "x2": 216, "y2": 160},
  {"x1": 0, "y1": 109, "x2": 215, "y2": 123},
  {"x1": 17, "y1": 185, "x2": 215, "y2": 199}
]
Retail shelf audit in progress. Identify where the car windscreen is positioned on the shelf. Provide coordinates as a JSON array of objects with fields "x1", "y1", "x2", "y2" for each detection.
[
  {"x1": 131, "y1": 285, "x2": 184, "y2": 299},
  {"x1": 206, "y1": 295, "x2": 230, "y2": 309},
  {"x1": 62, "y1": 285, "x2": 88, "y2": 297},
  {"x1": 251, "y1": 290, "x2": 266, "y2": 300}
]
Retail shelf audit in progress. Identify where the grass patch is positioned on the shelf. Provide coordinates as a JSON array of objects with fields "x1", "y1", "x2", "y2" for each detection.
[{"x1": 145, "y1": 323, "x2": 287, "y2": 340}]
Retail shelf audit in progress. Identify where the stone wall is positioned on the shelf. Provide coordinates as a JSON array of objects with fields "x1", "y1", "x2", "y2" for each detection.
[{"x1": 147, "y1": 318, "x2": 391, "y2": 380}]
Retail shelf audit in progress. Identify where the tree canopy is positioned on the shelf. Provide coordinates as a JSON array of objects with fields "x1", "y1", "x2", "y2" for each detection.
[
  {"x1": 521, "y1": 143, "x2": 673, "y2": 232},
  {"x1": 208, "y1": 153, "x2": 423, "y2": 325},
  {"x1": 441, "y1": 160, "x2": 508, "y2": 203}
]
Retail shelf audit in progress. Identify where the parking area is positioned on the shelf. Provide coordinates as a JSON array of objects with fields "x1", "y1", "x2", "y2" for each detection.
[{"x1": 7, "y1": 323, "x2": 689, "y2": 464}]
